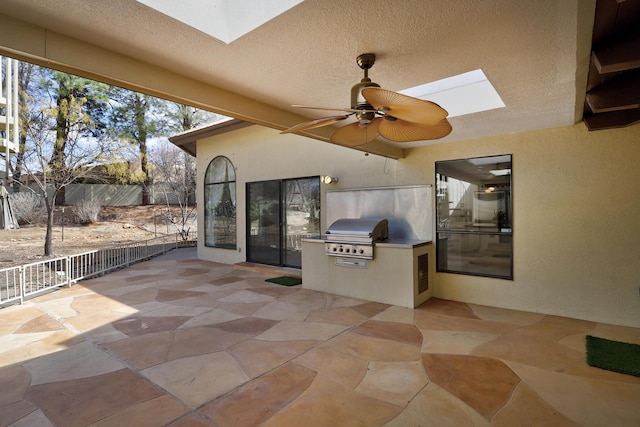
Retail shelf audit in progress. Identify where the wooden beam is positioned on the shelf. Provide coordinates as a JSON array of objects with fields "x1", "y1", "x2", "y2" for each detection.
[
  {"x1": 584, "y1": 109, "x2": 640, "y2": 130},
  {"x1": 593, "y1": 29, "x2": 640, "y2": 74},
  {"x1": 585, "y1": 70, "x2": 640, "y2": 113}
]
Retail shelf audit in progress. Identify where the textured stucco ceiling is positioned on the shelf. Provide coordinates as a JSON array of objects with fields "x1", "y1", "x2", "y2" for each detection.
[{"x1": 0, "y1": 0, "x2": 596, "y2": 152}]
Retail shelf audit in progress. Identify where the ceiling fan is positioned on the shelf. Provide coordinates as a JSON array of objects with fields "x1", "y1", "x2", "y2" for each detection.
[{"x1": 281, "y1": 53, "x2": 452, "y2": 146}]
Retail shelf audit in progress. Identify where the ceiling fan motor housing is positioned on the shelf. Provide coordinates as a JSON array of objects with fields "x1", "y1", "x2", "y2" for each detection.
[
  {"x1": 351, "y1": 79, "x2": 380, "y2": 110},
  {"x1": 351, "y1": 53, "x2": 380, "y2": 121},
  {"x1": 352, "y1": 81, "x2": 380, "y2": 124}
]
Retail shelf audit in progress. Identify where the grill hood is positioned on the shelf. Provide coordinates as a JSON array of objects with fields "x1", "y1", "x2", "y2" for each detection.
[{"x1": 326, "y1": 218, "x2": 389, "y2": 243}]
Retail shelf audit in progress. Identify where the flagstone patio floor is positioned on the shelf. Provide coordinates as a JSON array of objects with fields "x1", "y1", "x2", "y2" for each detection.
[{"x1": 1, "y1": 248, "x2": 639, "y2": 426}]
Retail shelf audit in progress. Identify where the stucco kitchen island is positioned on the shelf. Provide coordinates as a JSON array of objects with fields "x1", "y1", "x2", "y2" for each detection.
[{"x1": 301, "y1": 238, "x2": 433, "y2": 308}]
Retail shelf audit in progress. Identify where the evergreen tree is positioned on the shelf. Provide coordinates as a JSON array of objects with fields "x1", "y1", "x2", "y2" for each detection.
[{"x1": 108, "y1": 89, "x2": 167, "y2": 204}]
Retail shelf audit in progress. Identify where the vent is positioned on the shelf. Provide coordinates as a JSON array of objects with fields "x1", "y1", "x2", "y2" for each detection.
[{"x1": 417, "y1": 254, "x2": 429, "y2": 294}]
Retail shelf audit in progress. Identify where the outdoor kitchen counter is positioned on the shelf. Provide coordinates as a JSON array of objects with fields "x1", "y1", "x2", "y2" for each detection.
[
  {"x1": 301, "y1": 237, "x2": 431, "y2": 247},
  {"x1": 301, "y1": 238, "x2": 433, "y2": 308},
  {"x1": 375, "y1": 239, "x2": 431, "y2": 248}
]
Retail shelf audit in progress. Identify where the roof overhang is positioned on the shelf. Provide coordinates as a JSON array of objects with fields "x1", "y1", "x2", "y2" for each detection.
[{"x1": 169, "y1": 118, "x2": 254, "y2": 156}]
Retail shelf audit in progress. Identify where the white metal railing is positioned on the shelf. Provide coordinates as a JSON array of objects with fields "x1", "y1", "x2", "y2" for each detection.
[{"x1": 0, "y1": 231, "x2": 196, "y2": 307}]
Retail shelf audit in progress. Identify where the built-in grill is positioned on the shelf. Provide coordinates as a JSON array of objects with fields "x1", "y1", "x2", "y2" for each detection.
[{"x1": 325, "y1": 218, "x2": 388, "y2": 259}]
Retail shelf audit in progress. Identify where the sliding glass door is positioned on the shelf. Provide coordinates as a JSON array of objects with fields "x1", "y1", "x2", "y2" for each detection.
[
  {"x1": 247, "y1": 177, "x2": 320, "y2": 268},
  {"x1": 283, "y1": 178, "x2": 320, "y2": 267},
  {"x1": 247, "y1": 180, "x2": 282, "y2": 266}
]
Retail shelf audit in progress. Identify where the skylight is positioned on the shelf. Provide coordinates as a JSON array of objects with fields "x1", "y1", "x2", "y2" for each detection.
[
  {"x1": 399, "y1": 69, "x2": 505, "y2": 118},
  {"x1": 136, "y1": 0, "x2": 303, "y2": 44}
]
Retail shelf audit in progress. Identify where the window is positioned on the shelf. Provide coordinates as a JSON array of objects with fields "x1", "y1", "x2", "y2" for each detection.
[
  {"x1": 436, "y1": 155, "x2": 513, "y2": 279},
  {"x1": 204, "y1": 156, "x2": 236, "y2": 248}
]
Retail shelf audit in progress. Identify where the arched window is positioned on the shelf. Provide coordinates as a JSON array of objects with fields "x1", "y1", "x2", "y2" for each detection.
[{"x1": 204, "y1": 156, "x2": 236, "y2": 248}]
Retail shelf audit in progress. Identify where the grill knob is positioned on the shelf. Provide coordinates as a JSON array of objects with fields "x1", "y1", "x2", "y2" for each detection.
[{"x1": 359, "y1": 249, "x2": 364, "y2": 254}]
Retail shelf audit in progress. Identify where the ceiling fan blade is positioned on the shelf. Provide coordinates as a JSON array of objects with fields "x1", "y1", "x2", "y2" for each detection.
[
  {"x1": 293, "y1": 105, "x2": 376, "y2": 113},
  {"x1": 280, "y1": 115, "x2": 349, "y2": 134},
  {"x1": 362, "y1": 87, "x2": 448, "y2": 125},
  {"x1": 378, "y1": 117, "x2": 452, "y2": 142},
  {"x1": 330, "y1": 118, "x2": 382, "y2": 146}
]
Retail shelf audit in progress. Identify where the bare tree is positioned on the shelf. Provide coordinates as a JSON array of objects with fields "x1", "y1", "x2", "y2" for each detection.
[
  {"x1": 148, "y1": 102, "x2": 219, "y2": 238},
  {"x1": 149, "y1": 139, "x2": 196, "y2": 238},
  {"x1": 3, "y1": 60, "x2": 218, "y2": 253},
  {"x1": 24, "y1": 91, "x2": 111, "y2": 255},
  {"x1": 44, "y1": 72, "x2": 109, "y2": 206}
]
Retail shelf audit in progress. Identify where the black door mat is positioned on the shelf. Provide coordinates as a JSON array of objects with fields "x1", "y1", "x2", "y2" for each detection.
[{"x1": 265, "y1": 276, "x2": 302, "y2": 286}]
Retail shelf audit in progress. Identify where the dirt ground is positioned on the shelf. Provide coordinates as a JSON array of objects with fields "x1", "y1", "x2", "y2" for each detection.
[{"x1": 0, "y1": 206, "x2": 196, "y2": 268}]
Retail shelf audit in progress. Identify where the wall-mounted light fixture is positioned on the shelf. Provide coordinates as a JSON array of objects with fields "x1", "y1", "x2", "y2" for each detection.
[{"x1": 322, "y1": 175, "x2": 339, "y2": 184}]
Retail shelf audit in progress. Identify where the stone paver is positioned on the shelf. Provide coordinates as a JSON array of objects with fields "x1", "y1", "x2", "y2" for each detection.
[{"x1": 0, "y1": 247, "x2": 638, "y2": 426}]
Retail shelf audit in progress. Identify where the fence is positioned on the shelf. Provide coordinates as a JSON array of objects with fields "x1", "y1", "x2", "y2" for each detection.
[
  {"x1": 16, "y1": 183, "x2": 196, "y2": 206},
  {"x1": 0, "y1": 231, "x2": 196, "y2": 307}
]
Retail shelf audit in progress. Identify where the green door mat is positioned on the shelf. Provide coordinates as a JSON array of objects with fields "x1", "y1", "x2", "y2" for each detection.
[
  {"x1": 265, "y1": 276, "x2": 302, "y2": 286},
  {"x1": 586, "y1": 335, "x2": 640, "y2": 377}
]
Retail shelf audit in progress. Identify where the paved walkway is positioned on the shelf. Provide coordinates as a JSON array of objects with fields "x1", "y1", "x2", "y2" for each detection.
[{"x1": 1, "y1": 248, "x2": 639, "y2": 426}]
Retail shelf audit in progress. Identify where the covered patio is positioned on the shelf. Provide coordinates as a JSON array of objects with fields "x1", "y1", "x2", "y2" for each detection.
[{"x1": 1, "y1": 248, "x2": 638, "y2": 426}]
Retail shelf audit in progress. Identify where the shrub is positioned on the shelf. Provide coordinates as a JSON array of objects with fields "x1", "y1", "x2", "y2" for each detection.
[
  {"x1": 74, "y1": 199, "x2": 101, "y2": 224},
  {"x1": 10, "y1": 192, "x2": 46, "y2": 225}
]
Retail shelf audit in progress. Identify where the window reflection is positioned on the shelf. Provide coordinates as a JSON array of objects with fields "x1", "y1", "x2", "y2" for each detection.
[
  {"x1": 204, "y1": 156, "x2": 236, "y2": 249},
  {"x1": 284, "y1": 177, "x2": 321, "y2": 267},
  {"x1": 436, "y1": 155, "x2": 513, "y2": 279}
]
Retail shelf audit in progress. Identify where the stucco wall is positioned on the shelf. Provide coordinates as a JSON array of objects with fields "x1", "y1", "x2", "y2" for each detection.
[
  {"x1": 196, "y1": 126, "x2": 405, "y2": 264},
  {"x1": 406, "y1": 124, "x2": 640, "y2": 328},
  {"x1": 197, "y1": 123, "x2": 640, "y2": 327}
]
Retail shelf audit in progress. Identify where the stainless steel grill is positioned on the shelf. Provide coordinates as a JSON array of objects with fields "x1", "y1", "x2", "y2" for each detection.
[{"x1": 325, "y1": 218, "x2": 388, "y2": 259}]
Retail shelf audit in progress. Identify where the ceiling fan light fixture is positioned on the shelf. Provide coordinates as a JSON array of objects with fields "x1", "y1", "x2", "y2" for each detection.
[{"x1": 356, "y1": 110, "x2": 376, "y2": 125}]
